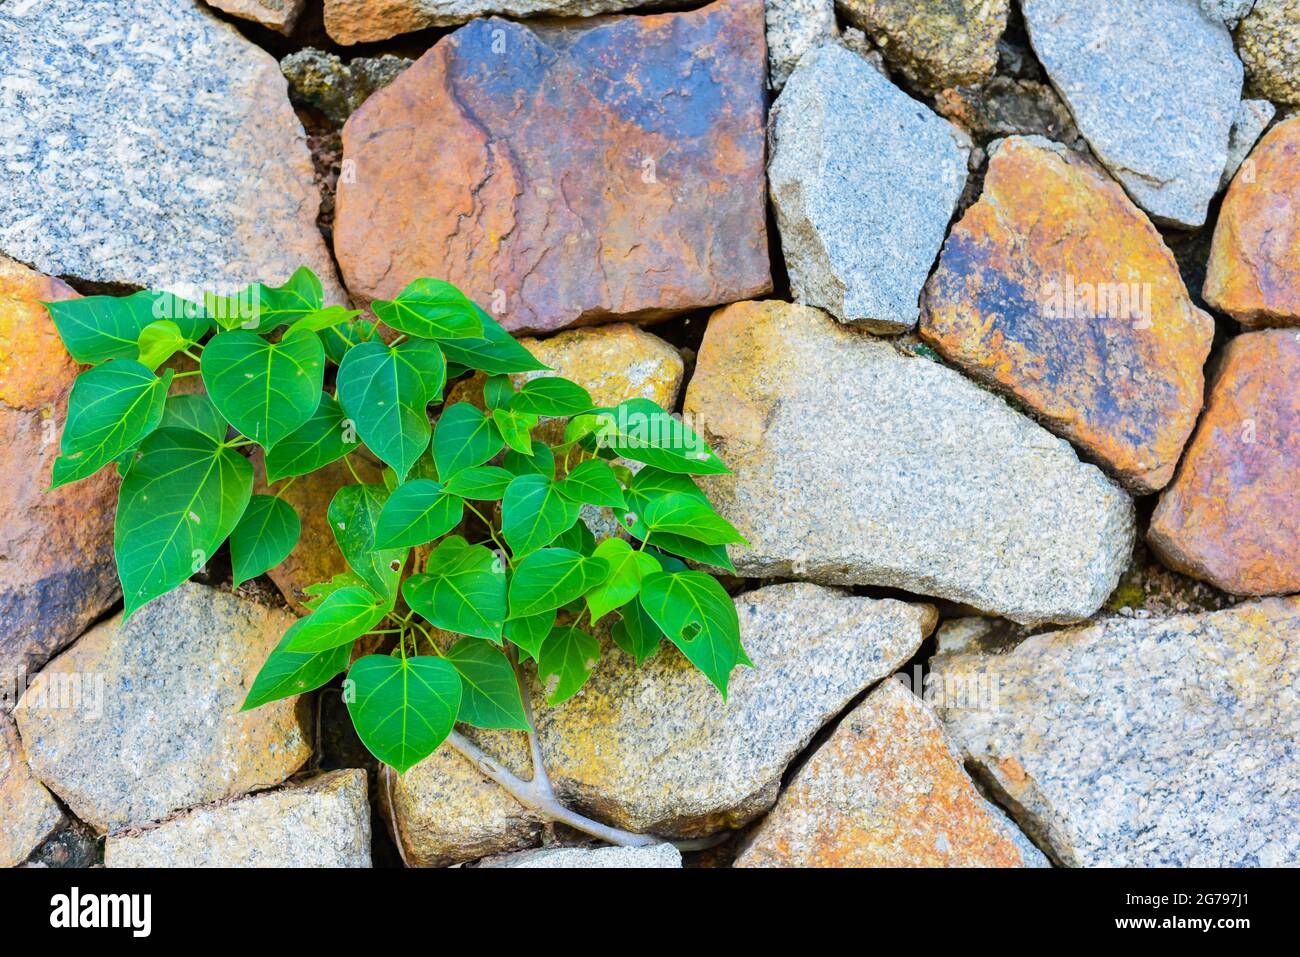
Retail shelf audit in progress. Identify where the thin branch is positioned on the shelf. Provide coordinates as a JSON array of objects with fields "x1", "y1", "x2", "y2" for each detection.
[
  {"x1": 510, "y1": 650, "x2": 553, "y2": 800},
  {"x1": 444, "y1": 730, "x2": 658, "y2": 848}
]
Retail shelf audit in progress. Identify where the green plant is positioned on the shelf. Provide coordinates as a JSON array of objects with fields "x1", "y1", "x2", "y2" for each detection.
[{"x1": 44, "y1": 266, "x2": 749, "y2": 846}]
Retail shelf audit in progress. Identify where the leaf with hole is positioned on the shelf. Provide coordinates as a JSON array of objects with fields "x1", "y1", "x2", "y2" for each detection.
[
  {"x1": 373, "y1": 478, "x2": 464, "y2": 549},
  {"x1": 229, "y1": 494, "x2": 300, "y2": 587},
  {"x1": 346, "y1": 655, "x2": 461, "y2": 774},
  {"x1": 537, "y1": 626, "x2": 600, "y2": 706},
  {"x1": 444, "y1": 637, "x2": 530, "y2": 730},
  {"x1": 201, "y1": 329, "x2": 324, "y2": 450},
  {"x1": 115, "y1": 427, "x2": 253, "y2": 618},
  {"x1": 639, "y1": 571, "x2": 748, "y2": 698}
]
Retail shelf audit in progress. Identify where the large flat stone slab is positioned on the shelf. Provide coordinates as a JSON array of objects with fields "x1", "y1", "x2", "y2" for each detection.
[
  {"x1": 334, "y1": 0, "x2": 771, "y2": 334},
  {"x1": 685, "y1": 300, "x2": 1135, "y2": 625}
]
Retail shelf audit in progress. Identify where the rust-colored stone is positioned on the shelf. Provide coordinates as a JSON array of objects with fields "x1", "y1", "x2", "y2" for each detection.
[
  {"x1": 0, "y1": 257, "x2": 119, "y2": 700},
  {"x1": 921, "y1": 136, "x2": 1214, "y2": 493},
  {"x1": 1204, "y1": 117, "x2": 1300, "y2": 327},
  {"x1": 334, "y1": 0, "x2": 771, "y2": 335},
  {"x1": 1148, "y1": 330, "x2": 1300, "y2": 596},
  {"x1": 735, "y1": 679, "x2": 1046, "y2": 867}
]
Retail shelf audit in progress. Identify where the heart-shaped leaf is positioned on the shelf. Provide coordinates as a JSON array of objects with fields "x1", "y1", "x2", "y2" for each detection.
[
  {"x1": 503, "y1": 440, "x2": 555, "y2": 479},
  {"x1": 158, "y1": 393, "x2": 227, "y2": 443},
  {"x1": 444, "y1": 637, "x2": 529, "y2": 730},
  {"x1": 373, "y1": 478, "x2": 464, "y2": 549},
  {"x1": 556, "y1": 458, "x2": 626, "y2": 509},
  {"x1": 443, "y1": 465, "x2": 514, "y2": 501},
  {"x1": 44, "y1": 290, "x2": 207, "y2": 364},
  {"x1": 432, "y1": 403, "x2": 503, "y2": 480},
  {"x1": 328, "y1": 483, "x2": 407, "y2": 605},
  {"x1": 611, "y1": 598, "x2": 664, "y2": 666},
  {"x1": 638, "y1": 571, "x2": 749, "y2": 698},
  {"x1": 508, "y1": 547, "x2": 608, "y2": 619},
  {"x1": 584, "y1": 538, "x2": 658, "y2": 623},
  {"x1": 510, "y1": 376, "x2": 593, "y2": 417},
  {"x1": 264, "y1": 392, "x2": 359, "y2": 484},
  {"x1": 437, "y1": 306, "x2": 549, "y2": 375},
  {"x1": 337, "y1": 339, "x2": 445, "y2": 480},
  {"x1": 241, "y1": 630, "x2": 352, "y2": 712},
  {"x1": 201, "y1": 329, "x2": 325, "y2": 449},
  {"x1": 115, "y1": 427, "x2": 253, "y2": 618},
  {"x1": 593, "y1": 398, "x2": 728, "y2": 475},
  {"x1": 229, "y1": 494, "x2": 300, "y2": 587},
  {"x1": 370, "y1": 278, "x2": 483, "y2": 340},
  {"x1": 537, "y1": 626, "x2": 600, "y2": 705},
  {"x1": 504, "y1": 611, "x2": 555, "y2": 661},
  {"x1": 642, "y1": 492, "x2": 746, "y2": 546},
  {"x1": 501, "y1": 474, "x2": 579, "y2": 556},
  {"x1": 402, "y1": 537, "x2": 507, "y2": 640},
  {"x1": 52, "y1": 360, "x2": 172, "y2": 488},
  {"x1": 346, "y1": 655, "x2": 461, "y2": 774},
  {"x1": 492, "y1": 407, "x2": 537, "y2": 455},
  {"x1": 136, "y1": 319, "x2": 188, "y2": 371},
  {"x1": 284, "y1": 584, "x2": 387, "y2": 653}
]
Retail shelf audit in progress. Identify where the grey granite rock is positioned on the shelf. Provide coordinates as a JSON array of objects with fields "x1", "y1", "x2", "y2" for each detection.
[
  {"x1": 686, "y1": 301, "x2": 1136, "y2": 625},
  {"x1": 1, "y1": 713, "x2": 64, "y2": 868},
  {"x1": 1022, "y1": 0, "x2": 1243, "y2": 228},
  {"x1": 1237, "y1": 0, "x2": 1300, "y2": 105},
  {"x1": 479, "y1": 843, "x2": 682, "y2": 868},
  {"x1": 206, "y1": 0, "x2": 306, "y2": 34},
  {"x1": 1221, "y1": 98, "x2": 1278, "y2": 188},
  {"x1": 1200, "y1": 0, "x2": 1257, "y2": 26},
  {"x1": 535, "y1": 582, "x2": 937, "y2": 836},
  {"x1": 765, "y1": 0, "x2": 838, "y2": 90},
  {"x1": 106, "y1": 770, "x2": 371, "y2": 867},
  {"x1": 281, "y1": 48, "x2": 413, "y2": 127},
  {"x1": 14, "y1": 583, "x2": 312, "y2": 832},
  {"x1": 0, "y1": 0, "x2": 342, "y2": 299},
  {"x1": 736, "y1": 679, "x2": 1048, "y2": 867},
  {"x1": 769, "y1": 43, "x2": 969, "y2": 332},
  {"x1": 932, "y1": 598, "x2": 1300, "y2": 866}
]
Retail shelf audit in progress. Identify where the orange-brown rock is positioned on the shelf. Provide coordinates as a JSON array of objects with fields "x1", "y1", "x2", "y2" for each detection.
[
  {"x1": 0, "y1": 256, "x2": 119, "y2": 702},
  {"x1": 334, "y1": 0, "x2": 771, "y2": 335},
  {"x1": 921, "y1": 136, "x2": 1214, "y2": 493},
  {"x1": 1148, "y1": 330, "x2": 1300, "y2": 596},
  {"x1": 735, "y1": 678, "x2": 1047, "y2": 867},
  {"x1": 1204, "y1": 117, "x2": 1300, "y2": 327}
]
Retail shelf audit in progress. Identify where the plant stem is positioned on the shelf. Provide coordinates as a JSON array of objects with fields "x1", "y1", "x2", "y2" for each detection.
[
  {"x1": 510, "y1": 649, "x2": 553, "y2": 799},
  {"x1": 443, "y1": 729, "x2": 658, "y2": 848}
]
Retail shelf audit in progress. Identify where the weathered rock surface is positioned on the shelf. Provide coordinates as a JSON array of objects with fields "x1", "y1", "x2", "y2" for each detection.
[
  {"x1": 837, "y1": 0, "x2": 1009, "y2": 93},
  {"x1": 335, "y1": 0, "x2": 771, "y2": 334},
  {"x1": 1148, "y1": 330, "x2": 1300, "y2": 595},
  {"x1": 934, "y1": 77, "x2": 1083, "y2": 147},
  {"x1": 536, "y1": 583, "x2": 936, "y2": 836},
  {"x1": 1021, "y1": 0, "x2": 1242, "y2": 228},
  {"x1": 0, "y1": 257, "x2": 119, "y2": 704},
  {"x1": 0, "y1": 0, "x2": 341, "y2": 298},
  {"x1": 281, "y1": 49, "x2": 412, "y2": 126},
  {"x1": 933, "y1": 598, "x2": 1300, "y2": 866},
  {"x1": 106, "y1": 770, "x2": 371, "y2": 867},
  {"x1": 15, "y1": 583, "x2": 312, "y2": 832},
  {"x1": 1201, "y1": 0, "x2": 1258, "y2": 28},
  {"x1": 255, "y1": 454, "x2": 384, "y2": 614},
  {"x1": 765, "y1": 0, "x2": 838, "y2": 90},
  {"x1": 480, "y1": 843, "x2": 682, "y2": 868},
  {"x1": 207, "y1": 0, "x2": 305, "y2": 34},
  {"x1": 920, "y1": 136, "x2": 1215, "y2": 493},
  {"x1": 1, "y1": 714, "x2": 65, "y2": 868},
  {"x1": 1220, "y1": 99, "x2": 1276, "y2": 190},
  {"x1": 516, "y1": 324, "x2": 684, "y2": 412},
  {"x1": 685, "y1": 301, "x2": 1135, "y2": 625},
  {"x1": 1205, "y1": 117, "x2": 1300, "y2": 326},
  {"x1": 1237, "y1": 0, "x2": 1300, "y2": 105},
  {"x1": 736, "y1": 679, "x2": 1047, "y2": 867},
  {"x1": 768, "y1": 43, "x2": 969, "y2": 332},
  {"x1": 324, "y1": 0, "x2": 661, "y2": 44}
]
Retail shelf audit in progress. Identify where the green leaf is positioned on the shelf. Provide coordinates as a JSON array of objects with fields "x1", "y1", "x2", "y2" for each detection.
[
  {"x1": 483, "y1": 375, "x2": 515, "y2": 410},
  {"x1": 373, "y1": 478, "x2": 464, "y2": 549},
  {"x1": 371, "y1": 278, "x2": 483, "y2": 341},
  {"x1": 229, "y1": 494, "x2": 300, "y2": 587},
  {"x1": 611, "y1": 599, "x2": 664, "y2": 665},
  {"x1": 284, "y1": 305, "x2": 364, "y2": 340},
  {"x1": 642, "y1": 492, "x2": 746, "y2": 546},
  {"x1": 241, "y1": 631, "x2": 351, "y2": 711},
  {"x1": 346, "y1": 655, "x2": 461, "y2": 774},
  {"x1": 639, "y1": 571, "x2": 747, "y2": 698},
  {"x1": 159, "y1": 393, "x2": 226, "y2": 443},
  {"x1": 585, "y1": 538, "x2": 658, "y2": 623},
  {"x1": 501, "y1": 474, "x2": 580, "y2": 556},
  {"x1": 556, "y1": 459, "x2": 626, "y2": 508},
  {"x1": 264, "y1": 392, "x2": 359, "y2": 483},
  {"x1": 136, "y1": 319, "x2": 188, "y2": 371},
  {"x1": 321, "y1": 319, "x2": 375, "y2": 364},
  {"x1": 504, "y1": 611, "x2": 555, "y2": 661},
  {"x1": 438, "y1": 306, "x2": 549, "y2": 375},
  {"x1": 302, "y1": 571, "x2": 368, "y2": 611},
  {"x1": 201, "y1": 329, "x2": 325, "y2": 449},
  {"x1": 593, "y1": 398, "x2": 728, "y2": 475},
  {"x1": 443, "y1": 465, "x2": 514, "y2": 501},
  {"x1": 492, "y1": 407, "x2": 537, "y2": 454},
  {"x1": 508, "y1": 548, "x2": 609, "y2": 619},
  {"x1": 115, "y1": 427, "x2": 253, "y2": 618},
  {"x1": 337, "y1": 339, "x2": 444, "y2": 480},
  {"x1": 552, "y1": 518, "x2": 596, "y2": 556},
  {"x1": 328, "y1": 483, "x2": 407, "y2": 605},
  {"x1": 623, "y1": 468, "x2": 735, "y2": 571},
  {"x1": 503, "y1": 440, "x2": 554, "y2": 479},
  {"x1": 208, "y1": 266, "x2": 325, "y2": 333},
  {"x1": 445, "y1": 637, "x2": 530, "y2": 730},
  {"x1": 510, "y1": 376, "x2": 593, "y2": 417},
  {"x1": 537, "y1": 626, "x2": 600, "y2": 705},
  {"x1": 402, "y1": 537, "x2": 507, "y2": 640},
  {"x1": 43, "y1": 290, "x2": 207, "y2": 365},
  {"x1": 432, "y1": 403, "x2": 503, "y2": 481},
  {"x1": 52, "y1": 360, "x2": 171, "y2": 488},
  {"x1": 284, "y1": 584, "x2": 387, "y2": 653}
]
